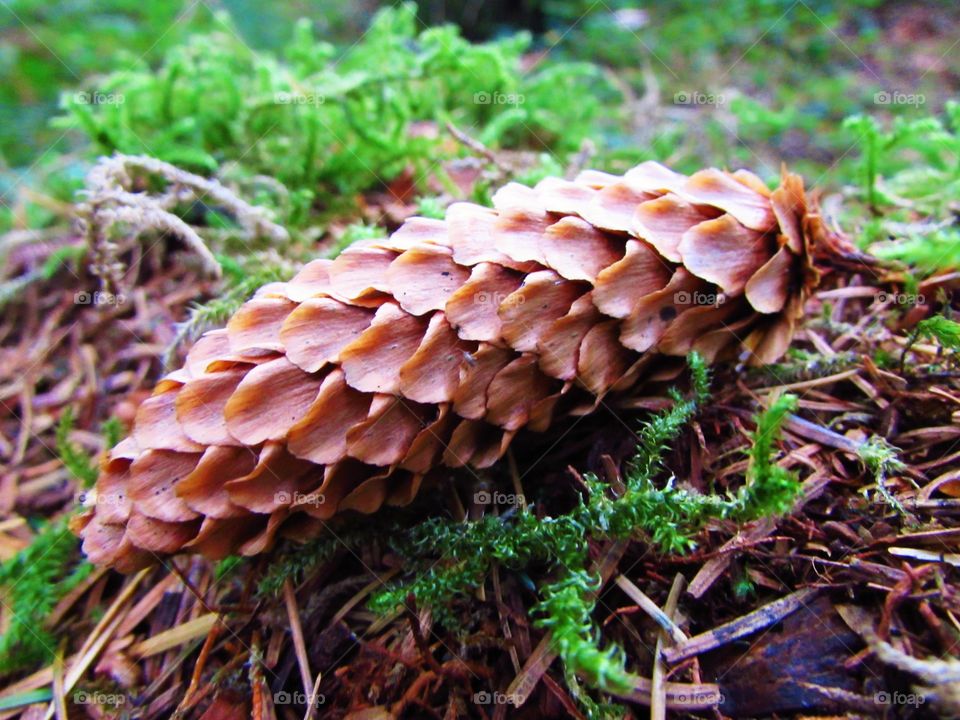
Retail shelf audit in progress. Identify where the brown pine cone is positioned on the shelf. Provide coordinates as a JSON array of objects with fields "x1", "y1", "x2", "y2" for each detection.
[{"x1": 73, "y1": 162, "x2": 828, "y2": 570}]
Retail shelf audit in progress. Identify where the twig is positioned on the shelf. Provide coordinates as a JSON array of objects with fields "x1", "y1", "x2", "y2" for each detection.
[
  {"x1": 651, "y1": 573, "x2": 686, "y2": 720},
  {"x1": 614, "y1": 575, "x2": 688, "y2": 645},
  {"x1": 172, "y1": 616, "x2": 224, "y2": 718},
  {"x1": 51, "y1": 647, "x2": 67, "y2": 720},
  {"x1": 283, "y1": 578, "x2": 315, "y2": 703},
  {"x1": 661, "y1": 587, "x2": 820, "y2": 664},
  {"x1": 445, "y1": 121, "x2": 500, "y2": 167}
]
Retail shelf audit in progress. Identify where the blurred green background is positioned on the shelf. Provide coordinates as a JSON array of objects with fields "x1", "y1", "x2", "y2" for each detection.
[{"x1": 1, "y1": 0, "x2": 958, "y2": 252}]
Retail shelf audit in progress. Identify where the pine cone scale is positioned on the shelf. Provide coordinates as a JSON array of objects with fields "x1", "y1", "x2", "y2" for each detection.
[
  {"x1": 223, "y1": 356, "x2": 323, "y2": 445},
  {"x1": 676, "y1": 214, "x2": 772, "y2": 294},
  {"x1": 592, "y1": 239, "x2": 674, "y2": 318},
  {"x1": 744, "y1": 246, "x2": 794, "y2": 314},
  {"x1": 280, "y1": 297, "x2": 374, "y2": 373}
]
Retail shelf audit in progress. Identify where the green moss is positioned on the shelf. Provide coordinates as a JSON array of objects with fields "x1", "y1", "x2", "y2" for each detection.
[
  {"x1": 914, "y1": 315, "x2": 960, "y2": 352},
  {"x1": 55, "y1": 407, "x2": 98, "y2": 487},
  {"x1": 731, "y1": 393, "x2": 801, "y2": 520},
  {"x1": 752, "y1": 350, "x2": 860, "y2": 384},
  {"x1": 256, "y1": 520, "x2": 402, "y2": 598},
  {"x1": 0, "y1": 409, "x2": 124, "y2": 676},
  {"x1": 858, "y1": 435, "x2": 910, "y2": 516},
  {"x1": 52, "y1": 3, "x2": 617, "y2": 233},
  {"x1": 0, "y1": 520, "x2": 92, "y2": 676},
  {"x1": 369, "y1": 355, "x2": 804, "y2": 713}
]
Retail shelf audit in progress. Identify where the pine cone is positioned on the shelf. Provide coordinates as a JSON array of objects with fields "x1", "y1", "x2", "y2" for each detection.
[{"x1": 73, "y1": 162, "x2": 825, "y2": 570}]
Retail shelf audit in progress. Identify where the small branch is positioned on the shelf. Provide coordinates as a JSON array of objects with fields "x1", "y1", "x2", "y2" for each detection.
[
  {"x1": 614, "y1": 575, "x2": 688, "y2": 645},
  {"x1": 661, "y1": 587, "x2": 820, "y2": 664},
  {"x1": 445, "y1": 121, "x2": 500, "y2": 166},
  {"x1": 283, "y1": 578, "x2": 315, "y2": 704}
]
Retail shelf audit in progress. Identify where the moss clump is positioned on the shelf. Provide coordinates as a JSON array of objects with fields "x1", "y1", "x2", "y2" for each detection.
[
  {"x1": 0, "y1": 520, "x2": 93, "y2": 675},
  {"x1": 54, "y1": 3, "x2": 617, "y2": 233},
  {"x1": 369, "y1": 353, "x2": 803, "y2": 711}
]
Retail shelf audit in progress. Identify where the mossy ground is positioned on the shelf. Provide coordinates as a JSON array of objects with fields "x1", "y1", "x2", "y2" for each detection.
[{"x1": 1, "y1": 2, "x2": 959, "y2": 717}]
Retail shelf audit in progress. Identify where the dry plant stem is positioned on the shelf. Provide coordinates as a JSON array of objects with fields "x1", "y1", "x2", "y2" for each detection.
[
  {"x1": 283, "y1": 577, "x2": 315, "y2": 700},
  {"x1": 303, "y1": 673, "x2": 325, "y2": 720},
  {"x1": 127, "y1": 614, "x2": 219, "y2": 659},
  {"x1": 172, "y1": 618, "x2": 223, "y2": 718},
  {"x1": 249, "y1": 632, "x2": 265, "y2": 720},
  {"x1": 42, "y1": 589, "x2": 135, "y2": 720},
  {"x1": 93, "y1": 200, "x2": 221, "y2": 279},
  {"x1": 609, "y1": 675, "x2": 722, "y2": 709},
  {"x1": 445, "y1": 121, "x2": 500, "y2": 167},
  {"x1": 491, "y1": 562, "x2": 522, "y2": 674},
  {"x1": 661, "y1": 587, "x2": 820, "y2": 664},
  {"x1": 651, "y1": 573, "x2": 687, "y2": 720},
  {"x1": 331, "y1": 569, "x2": 401, "y2": 627},
  {"x1": 404, "y1": 595, "x2": 443, "y2": 676},
  {"x1": 78, "y1": 153, "x2": 290, "y2": 288},
  {"x1": 51, "y1": 650, "x2": 67, "y2": 720},
  {"x1": 614, "y1": 575, "x2": 688, "y2": 644},
  {"x1": 837, "y1": 604, "x2": 960, "y2": 716}
]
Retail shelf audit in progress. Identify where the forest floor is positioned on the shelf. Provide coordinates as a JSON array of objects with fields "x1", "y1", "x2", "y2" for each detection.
[{"x1": 1, "y1": 1, "x2": 959, "y2": 718}]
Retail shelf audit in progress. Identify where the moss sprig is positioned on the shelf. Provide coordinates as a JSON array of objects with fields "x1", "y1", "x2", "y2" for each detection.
[
  {"x1": 730, "y1": 392, "x2": 801, "y2": 520},
  {"x1": 368, "y1": 353, "x2": 805, "y2": 713},
  {"x1": 55, "y1": 407, "x2": 98, "y2": 487},
  {"x1": 858, "y1": 435, "x2": 910, "y2": 517},
  {"x1": 0, "y1": 408, "x2": 125, "y2": 675},
  {"x1": 0, "y1": 521, "x2": 92, "y2": 675}
]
